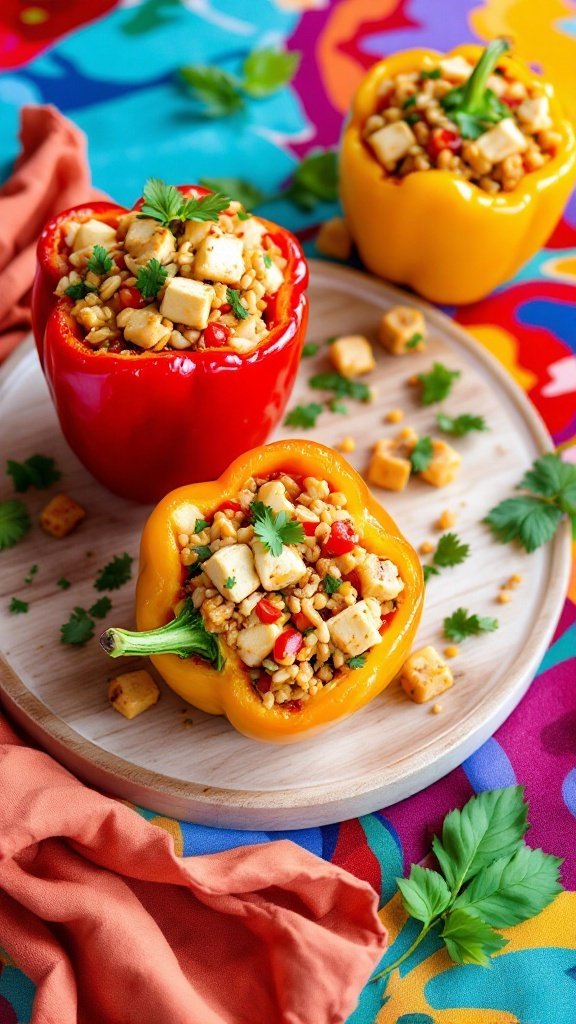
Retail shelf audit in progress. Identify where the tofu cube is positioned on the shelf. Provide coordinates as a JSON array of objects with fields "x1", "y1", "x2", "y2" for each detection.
[
  {"x1": 329, "y1": 335, "x2": 376, "y2": 378},
  {"x1": 439, "y1": 56, "x2": 473, "y2": 82},
  {"x1": 117, "y1": 305, "x2": 172, "y2": 350},
  {"x1": 108, "y1": 670, "x2": 160, "y2": 719},
  {"x1": 40, "y1": 494, "x2": 86, "y2": 538},
  {"x1": 182, "y1": 221, "x2": 211, "y2": 248},
  {"x1": 517, "y1": 96, "x2": 552, "y2": 132},
  {"x1": 252, "y1": 540, "x2": 307, "y2": 591},
  {"x1": 237, "y1": 622, "x2": 283, "y2": 667},
  {"x1": 72, "y1": 219, "x2": 117, "y2": 253},
  {"x1": 195, "y1": 234, "x2": 245, "y2": 285},
  {"x1": 368, "y1": 121, "x2": 416, "y2": 169},
  {"x1": 378, "y1": 306, "x2": 427, "y2": 356},
  {"x1": 419, "y1": 439, "x2": 462, "y2": 488},
  {"x1": 203, "y1": 543, "x2": 260, "y2": 603},
  {"x1": 315, "y1": 217, "x2": 352, "y2": 261},
  {"x1": 476, "y1": 118, "x2": 528, "y2": 163},
  {"x1": 400, "y1": 646, "x2": 453, "y2": 703},
  {"x1": 328, "y1": 599, "x2": 383, "y2": 658},
  {"x1": 487, "y1": 73, "x2": 507, "y2": 98},
  {"x1": 159, "y1": 278, "x2": 214, "y2": 330},
  {"x1": 368, "y1": 440, "x2": 411, "y2": 492},
  {"x1": 357, "y1": 554, "x2": 404, "y2": 601},
  {"x1": 172, "y1": 502, "x2": 204, "y2": 536},
  {"x1": 238, "y1": 218, "x2": 267, "y2": 250},
  {"x1": 124, "y1": 218, "x2": 175, "y2": 265},
  {"x1": 260, "y1": 258, "x2": 284, "y2": 296},
  {"x1": 256, "y1": 480, "x2": 294, "y2": 515}
]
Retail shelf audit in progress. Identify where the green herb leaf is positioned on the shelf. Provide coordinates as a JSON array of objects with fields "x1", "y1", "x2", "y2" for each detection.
[
  {"x1": 199, "y1": 177, "x2": 265, "y2": 210},
  {"x1": 179, "y1": 65, "x2": 243, "y2": 117},
  {"x1": 410, "y1": 436, "x2": 434, "y2": 473},
  {"x1": 24, "y1": 564, "x2": 38, "y2": 585},
  {"x1": 405, "y1": 332, "x2": 424, "y2": 350},
  {"x1": 135, "y1": 258, "x2": 168, "y2": 300},
  {"x1": 404, "y1": 112, "x2": 421, "y2": 126},
  {"x1": 89, "y1": 596, "x2": 112, "y2": 620},
  {"x1": 518, "y1": 453, "x2": 576, "y2": 507},
  {"x1": 443, "y1": 606, "x2": 499, "y2": 644},
  {"x1": 323, "y1": 574, "x2": 342, "y2": 594},
  {"x1": 433, "y1": 532, "x2": 470, "y2": 568},
  {"x1": 402, "y1": 94, "x2": 418, "y2": 109},
  {"x1": 397, "y1": 865, "x2": 451, "y2": 925},
  {"x1": 309, "y1": 371, "x2": 370, "y2": 403},
  {"x1": 237, "y1": 211, "x2": 252, "y2": 221},
  {"x1": 139, "y1": 178, "x2": 186, "y2": 225},
  {"x1": 284, "y1": 402, "x2": 323, "y2": 429},
  {"x1": 0, "y1": 500, "x2": 31, "y2": 550},
  {"x1": 417, "y1": 362, "x2": 461, "y2": 405},
  {"x1": 94, "y1": 553, "x2": 133, "y2": 592},
  {"x1": 302, "y1": 342, "x2": 320, "y2": 357},
  {"x1": 423, "y1": 564, "x2": 440, "y2": 583},
  {"x1": 263, "y1": 253, "x2": 272, "y2": 268},
  {"x1": 226, "y1": 288, "x2": 249, "y2": 320},
  {"x1": 9, "y1": 597, "x2": 28, "y2": 614},
  {"x1": 453, "y1": 844, "x2": 563, "y2": 928},
  {"x1": 224, "y1": 576, "x2": 236, "y2": 590},
  {"x1": 194, "y1": 518, "x2": 209, "y2": 534},
  {"x1": 441, "y1": 908, "x2": 508, "y2": 966},
  {"x1": 484, "y1": 497, "x2": 564, "y2": 554},
  {"x1": 86, "y1": 244, "x2": 113, "y2": 276},
  {"x1": 287, "y1": 149, "x2": 339, "y2": 209},
  {"x1": 61, "y1": 606, "x2": 95, "y2": 646},
  {"x1": 100, "y1": 598, "x2": 224, "y2": 670},
  {"x1": 7, "y1": 454, "x2": 61, "y2": 492},
  {"x1": 190, "y1": 544, "x2": 212, "y2": 564},
  {"x1": 180, "y1": 191, "x2": 231, "y2": 223},
  {"x1": 348, "y1": 654, "x2": 367, "y2": 669},
  {"x1": 242, "y1": 47, "x2": 301, "y2": 98},
  {"x1": 440, "y1": 39, "x2": 510, "y2": 140},
  {"x1": 329, "y1": 398, "x2": 348, "y2": 414},
  {"x1": 57, "y1": 577, "x2": 71, "y2": 590},
  {"x1": 251, "y1": 502, "x2": 305, "y2": 557},
  {"x1": 65, "y1": 281, "x2": 98, "y2": 300},
  {"x1": 421, "y1": 68, "x2": 441, "y2": 80},
  {"x1": 436, "y1": 412, "x2": 488, "y2": 436}
]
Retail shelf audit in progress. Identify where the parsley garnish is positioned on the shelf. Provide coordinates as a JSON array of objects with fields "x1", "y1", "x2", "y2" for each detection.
[
  {"x1": 302, "y1": 342, "x2": 320, "y2": 357},
  {"x1": 0, "y1": 500, "x2": 31, "y2": 550},
  {"x1": 410, "y1": 436, "x2": 434, "y2": 473},
  {"x1": 89, "y1": 596, "x2": 112, "y2": 619},
  {"x1": 180, "y1": 48, "x2": 300, "y2": 117},
  {"x1": 200, "y1": 177, "x2": 265, "y2": 210},
  {"x1": 404, "y1": 112, "x2": 421, "y2": 126},
  {"x1": 194, "y1": 518, "x2": 209, "y2": 534},
  {"x1": 226, "y1": 288, "x2": 249, "y2": 320},
  {"x1": 402, "y1": 94, "x2": 418, "y2": 109},
  {"x1": 421, "y1": 68, "x2": 441, "y2": 80},
  {"x1": 243, "y1": 47, "x2": 301, "y2": 98},
  {"x1": 263, "y1": 254, "x2": 272, "y2": 268},
  {"x1": 323, "y1": 574, "x2": 342, "y2": 594},
  {"x1": 417, "y1": 362, "x2": 461, "y2": 405},
  {"x1": 309, "y1": 371, "x2": 370, "y2": 403},
  {"x1": 405, "y1": 332, "x2": 424, "y2": 350},
  {"x1": 329, "y1": 398, "x2": 348, "y2": 414},
  {"x1": 180, "y1": 65, "x2": 244, "y2": 117},
  {"x1": 284, "y1": 402, "x2": 323, "y2": 429},
  {"x1": 251, "y1": 502, "x2": 305, "y2": 556},
  {"x1": 24, "y1": 564, "x2": 38, "y2": 585},
  {"x1": 484, "y1": 453, "x2": 576, "y2": 553},
  {"x1": 93, "y1": 553, "x2": 133, "y2": 592},
  {"x1": 191, "y1": 544, "x2": 212, "y2": 564},
  {"x1": 135, "y1": 258, "x2": 168, "y2": 300},
  {"x1": 224, "y1": 576, "x2": 236, "y2": 589},
  {"x1": 7, "y1": 454, "x2": 61, "y2": 492},
  {"x1": 86, "y1": 245, "x2": 113, "y2": 276},
  {"x1": 139, "y1": 178, "x2": 230, "y2": 227},
  {"x1": 287, "y1": 149, "x2": 339, "y2": 210},
  {"x1": 444, "y1": 607, "x2": 499, "y2": 643},
  {"x1": 61, "y1": 607, "x2": 95, "y2": 646},
  {"x1": 440, "y1": 39, "x2": 510, "y2": 139},
  {"x1": 9, "y1": 597, "x2": 28, "y2": 614},
  {"x1": 437, "y1": 412, "x2": 488, "y2": 436},
  {"x1": 65, "y1": 281, "x2": 98, "y2": 300},
  {"x1": 423, "y1": 533, "x2": 470, "y2": 579},
  {"x1": 57, "y1": 577, "x2": 71, "y2": 590},
  {"x1": 423, "y1": 565, "x2": 440, "y2": 583},
  {"x1": 348, "y1": 654, "x2": 367, "y2": 669},
  {"x1": 237, "y1": 210, "x2": 252, "y2": 221}
]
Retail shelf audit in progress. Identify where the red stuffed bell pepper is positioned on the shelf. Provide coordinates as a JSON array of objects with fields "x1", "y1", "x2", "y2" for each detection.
[{"x1": 32, "y1": 181, "x2": 309, "y2": 503}]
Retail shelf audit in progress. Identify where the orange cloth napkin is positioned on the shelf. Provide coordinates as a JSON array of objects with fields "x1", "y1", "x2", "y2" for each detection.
[
  {"x1": 0, "y1": 715, "x2": 386, "y2": 1023},
  {"x1": 0, "y1": 105, "x2": 108, "y2": 362}
]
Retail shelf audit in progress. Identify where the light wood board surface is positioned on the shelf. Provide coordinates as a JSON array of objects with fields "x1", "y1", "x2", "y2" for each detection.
[{"x1": 0, "y1": 261, "x2": 570, "y2": 828}]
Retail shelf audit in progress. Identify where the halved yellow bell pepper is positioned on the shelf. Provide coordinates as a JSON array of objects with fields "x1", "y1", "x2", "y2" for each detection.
[
  {"x1": 101, "y1": 439, "x2": 424, "y2": 744},
  {"x1": 340, "y1": 43, "x2": 576, "y2": 305}
]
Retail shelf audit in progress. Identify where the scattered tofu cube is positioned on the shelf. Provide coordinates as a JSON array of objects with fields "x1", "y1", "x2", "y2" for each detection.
[
  {"x1": 71, "y1": 219, "x2": 117, "y2": 252},
  {"x1": 172, "y1": 502, "x2": 204, "y2": 536},
  {"x1": 40, "y1": 494, "x2": 86, "y2": 538},
  {"x1": 195, "y1": 233, "x2": 245, "y2": 285},
  {"x1": 440, "y1": 55, "x2": 473, "y2": 82},
  {"x1": 108, "y1": 670, "x2": 160, "y2": 719},
  {"x1": 378, "y1": 306, "x2": 427, "y2": 356},
  {"x1": 159, "y1": 278, "x2": 215, "y2": 330},
  {"x1": 315, "y1": 217, "x2": 352, "y2": 261},
  {"x1": 257, "y1": 480, "x2": 294, "y2": 515},
  {"x1": 329, "y1": 335, "x2": 376, "y2": 378},
  {"x1": 238, "y1": 218, "x2": 267, "y2": 250},
  {"x1": 252, "y1": 540, "x2": 307, "y2": 591},
  {"x1": 328, "y1": 599, "x2": 383, "y2": 658},
  {"x1": 368, "y1": 121, "x2": 416, "y2": 169},
  {"x1": 124, "y1": 218, "x2": 175, "y2": 265},
  {"x1": 367, "y1": 440, "x2": 411, "y2": 492},
  {"x1": 419, "y1": 439, "x2": 462, "y2": 488},
  {"x1": 117, "y1": 305, "x2": 172, "y2": 350},
  {"x1": 400, "y1": 646, "x2": 453, "y2": 703},
  {"x1": 237, "y1": 622, "x2": 283, "y2": 667},
  {"x1": 476, "y1": 118, "x2": 528, "y2": 163},
  {"x1": 203, "y1": 543, "x2": 260, "y2": 603},
  {"x1": 260, "y1": 258, "x2": 284, "y2": 295},
  {"x1": 182, "y1": 221, "x2": 211, "y2": 248},
  {"x1": 357, "y1": 554, "x2": 404, "y2": 601},
  {"x1": 517, "y1": 96, "x2": 552, "y2": 132}
]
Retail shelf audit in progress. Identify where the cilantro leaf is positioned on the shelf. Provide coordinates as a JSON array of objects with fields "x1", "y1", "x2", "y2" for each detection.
[
  {"x1": 224, "y1": 576, "x2": 236, "y2": 589},
  {"x1": 287, "y1": 149, "x2": 339, "y2": 210},
  {"x1": 135, "y1": 258, "x2": 168, "y2": 300},
  {"x1": 179, "y1": 65, "x2": 243, "y2": 117},
  {"x1": 433, "y1": 532, "x2": 470, "y2": 568},
  {"x1": 86, "y1": 245, "x2": 113, "y2": 276},
  {"x1": 484, "y1": 497, "x2": 563, "y2": 554},
  {"x1": 436, "y1": 412, "x2": 488, "y2": 436},
  {"x1": 7, "y1": 454, "x2": 61, "y2": 492},
  {"x1": 0, "y1": 500, "x2": 31, "y2": 550},
  {"x1": 518, "y1": 452, "x2": 576, "y2": 507},
  {"x1": 57, "y1": 577, "x2": 71, "y2": 590},
  {"x1": 323, "y1": 574, "x2": 342, "y2": 595},
  {"x1": 226, "y1": 288, "x2": 249, "y2": 320},
  {"x1": 284, "y1": 402, "x2": 323, "y2": 429},
  {"x1": 89, "y1": 596, "x2": 112, "y2": 620},
  {"x1": 200, "y1": 177, "x2": 265, "y2": 210},
  {"x1": 302, "y1": 342, "x2": 320, "y2": 357},
  {"x1": 139, "y1": 178, "x2": 186, "y2": 225},
  {"x1": 410, "y1": 436, "x2": 434, "y2": 473},
  {"x1": 65, "y1": 281, "x2": 98, "y2": 300},
  {"x1": 9, "y1": 597, "x2": 28, "y2": 614},
  {"x1": 24, "y1": 564, "x2": 38, "y2": 584},
  {"x1": 441, "y1": 908, "x2": 508, "y2": 966},
  {"x1": 309, "y1": 371, "x2": 370, "y2": 403},
  {"x1": 443, "y1": 607, "x2": 499, "y2": 643},
  {"x1": 423, "y1": 564, "x2": 440, "y2": 583},
  {"x1": 453, "y1": 844, "x2": 563, "y2": 928},
  {"x1": 251, "y1": 502, "x2": 305, "y2": 556},
  {"x1": 263, "y1": 253, "x2": 272, "y2": 268},
  {"x1": 242, "y1": 47, "x2": 301, "y2": 98},
  {"x1": 180, "y1": 191, "x2": 230, "y2": 223},
  {"x1": 405, "y1": 332, "x2": 424, "y2": 350},
  {"x1": 417, "y1": 362, "x2": 461, "y2": 405},
  {"x1": 402, "y1": 94, "x2": 418, "y2": 110},
  {"x1": 348, "y1": 654, "x2": 367, "y2": 669},
  {"x1": 329, "y1": 398, "x2": 348, "y2": 414},
  {"x1": 190, "y1": 544, "x2": 212, "y2": 564},
  {"x1": 421, "y1": 68, "x2": 441, "y2": 80},
  {"x1": 397, "y1": 865, "x2": 451, "y2": 925},
  {"x1": 194, "y1": 518, "x2": 209, "y2": 534},
  {"x1": 61, "y1": 607, "x2": 95, "y2": 646},
  {"x1": 94, "y1": 553, "x2": 133, "y2": 592}
]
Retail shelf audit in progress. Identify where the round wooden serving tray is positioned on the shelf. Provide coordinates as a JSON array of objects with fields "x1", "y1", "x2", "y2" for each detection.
[{"x1": 0, "y1": 262, "x2": 570, "y2": 828}]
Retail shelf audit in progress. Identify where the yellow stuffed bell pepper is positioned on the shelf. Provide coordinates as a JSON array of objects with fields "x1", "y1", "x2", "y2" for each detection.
[
  {"x1": 101, "y1": 439, "x2": 423, "y2": 743},
  {"x1": 340, "y1": 40, "x2": 576, "y2": 305}
]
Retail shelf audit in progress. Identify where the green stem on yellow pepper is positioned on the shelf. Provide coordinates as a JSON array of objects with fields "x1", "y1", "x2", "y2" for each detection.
[{"x1": 100, "y1": 598, "x2": 225, "y2": 669}]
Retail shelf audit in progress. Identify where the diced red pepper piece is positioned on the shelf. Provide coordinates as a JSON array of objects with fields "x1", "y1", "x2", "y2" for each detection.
[
  {"x1": 274, "y1": 627, "x2": 304, "y2": 662},
  {"x1": 503, "y1": 96, "x2": 522, "y2": 108},
  {"x1": 203, "y1": 322, "x2": 231, "y2": 347},
  {"x1": 302, "y1": 521, "x2": 317, "y2": 537},
  {"x1": 256, "y1": 672, "x2": 272, "y2": 694},
  {"x1": 427, "y1": 128, "x2": 462, "y2": 161},
  {"x1": 379, "y1": 610, "x2": 396, "y2": 634},
  {"x1": 217, "y1": 500, "x2": 242, "y2": 514},
  {"x1": 321, "y1": 520, "x2": 358, "y2": 557},
  {"x1": 118, "y1": 286, "x2": 147, "y2": 310},
  {"x1": 219, "y1": 302, "x2": 232, "y2": 313},
  {"x1": 344, "y1": 569, "x2": 362, "y2": 595},
  {"x1": 255, "y1": 598, "x2": 282, "y2": 624},
  {"x1": 283, "y1": 699, "x2": 303, "y2": 712},
  {"x1": 291, "y1": 610, "x2": 312, "y2": 632}
]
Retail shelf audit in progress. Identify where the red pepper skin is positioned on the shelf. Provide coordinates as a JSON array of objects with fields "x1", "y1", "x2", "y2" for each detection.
[
  {"x1": 255, "y1": 598, "x2": 282, "y2": 624},
  {"x1": 321, "y1": 520, "x2": 358, "y2": 557},
  {"x1": 302, "y1": 521, "x2": 317, "y2": 537},
  {"x1": 217, "y1": 500, "x2": 242, "y2": 514},
  {"x1": 203, "y1": 322, "x2": 231, "y2": 347},
  {"x1": 291, "y1": 610, "x2": 312, "y2": 632},
  {"x1": 118, "y1": 286, "x2": 147, "y2": 310},
  {"x1": 427, "y1": 128, "x2": 462, "y2": 160},
  {"x1": 32, "y1": 187, "x2": 309, "y2": 504},
  {"x1": 274, "y1": 628, "x2": 304, "y2": 662}
]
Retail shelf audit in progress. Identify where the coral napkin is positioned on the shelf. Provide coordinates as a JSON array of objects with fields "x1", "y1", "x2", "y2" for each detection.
[
  {"x1": 0, "y1": 105, "x2": 108, "y2": 361},
  {"x1": 0, "y1": 715, "x2": 386, "y2": 1024}
]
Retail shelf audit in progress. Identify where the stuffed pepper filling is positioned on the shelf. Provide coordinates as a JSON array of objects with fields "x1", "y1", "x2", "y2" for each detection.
[
  {"x1": 179, "y1": 472, "x2": 404, "y2": 711},
  {"x1": 53, "y1": 181, "x2": 287, "y2": 355},
  {"x1": 363, "y1": 41, "x2": 560, "y2": 193}
]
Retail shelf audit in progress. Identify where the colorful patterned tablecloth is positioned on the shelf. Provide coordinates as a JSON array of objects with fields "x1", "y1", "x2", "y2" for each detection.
[{"x1": 1, "y1": 2, "x2": 575, "y2": 1021}]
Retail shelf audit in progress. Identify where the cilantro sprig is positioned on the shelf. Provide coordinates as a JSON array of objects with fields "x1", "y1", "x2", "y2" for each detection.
[
  {"x1": 444, "y1": 607, "x2": 499, "y2": 642},
  {"x1": 302, "y1": 342, "x2": 320, "y2": 358},
  {"x1": 323, "y1": 574, "x2": 342, "y2": 595},
  {"x1": 348, "y1": 654, "x2": 367, "y2": 669},
  {"x1": 226, "y1": 288, "x2": 249, "y2": 320},
  {"x1": 440, "y1": 39, "x2": 510, "y2": 140},
  {"x1": 0, "y1": 500, "x2": 31, "y2": 551},
  {"x1": 86, "y1": 245, "x2": 113, "y2": 276},
  {"x1": 437, "y1": 412, "x2": 488, "y2": 436},
  {"x1": 372, "y1": 786, "x2": 563, "y2": 980},
  {"x1": 94, "y1": 553, "x2": 133, "y2": 592},
  {"x1": 199, "y1": 148, "x2": 339, "y2": 214},
  {"x1": 423, "y1": 533, "x2": 470, "y2": 583},
  {"x1": 9, "y1": 597, "x2": 28, "y2": 614},
  {"x1": 284, "y1": 403, "x2": 323, "y2": 429},
  {"x1": 7, "y1": 454, "x2": 61, "y2": 492},
  {"x1": 410, "y1": 436, "x2": 434, "y2": 473},
  {"x1": 139, "y1": 178, "x2": 230, "y2": 228},
  {"x1": 309, "y1": 371, "x2": 370, "y2": 403},
  {"x1": 65, "y1": 281, "x2": 98, "y2": 300},
  {"x1": 484, "y1": 453, "x2": 576, "y2": 553},
  {"x1": 251, "y1": 501, "x2": 305, "y2": 556},
  {"x1": 136, "y1": 258, "x2": 168, "y2": 300},
  {"x1": 180, "y1": 47, "x2": 301, "y2": 117},
  {"x1": 61, "y1": 606, "x2": 95, "y2": 646},
  {"x1": 416, "y1": 363, "x2": 461, "y2": 405}
]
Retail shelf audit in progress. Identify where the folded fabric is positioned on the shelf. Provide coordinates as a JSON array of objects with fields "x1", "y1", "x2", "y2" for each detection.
[
  {"x1": 0, "y1": 105, "x2": 108, "y2": 362},
  {"x1": 0, "y1": 715, "x2": 386, "y2": 1024}
]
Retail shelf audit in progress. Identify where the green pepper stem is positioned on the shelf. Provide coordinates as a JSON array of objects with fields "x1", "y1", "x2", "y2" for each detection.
[
  {"x1": 100, "y1": 599, "x2": 225, "y2": 669},
  {"x1": 460, "y1": 38, "x2": 510, "y2": 113}
]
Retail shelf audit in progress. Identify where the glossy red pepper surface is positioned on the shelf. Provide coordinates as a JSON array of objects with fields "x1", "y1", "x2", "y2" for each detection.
[
  {"x1": 32, "y1": 186, "x2": 309, "y2": 504},
  {"x1": 255, "y1": 598, "x2": 282, "y2": 624},
  {"x1": 274, "y1": 628, "x2": 304, "y2": 662}
]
